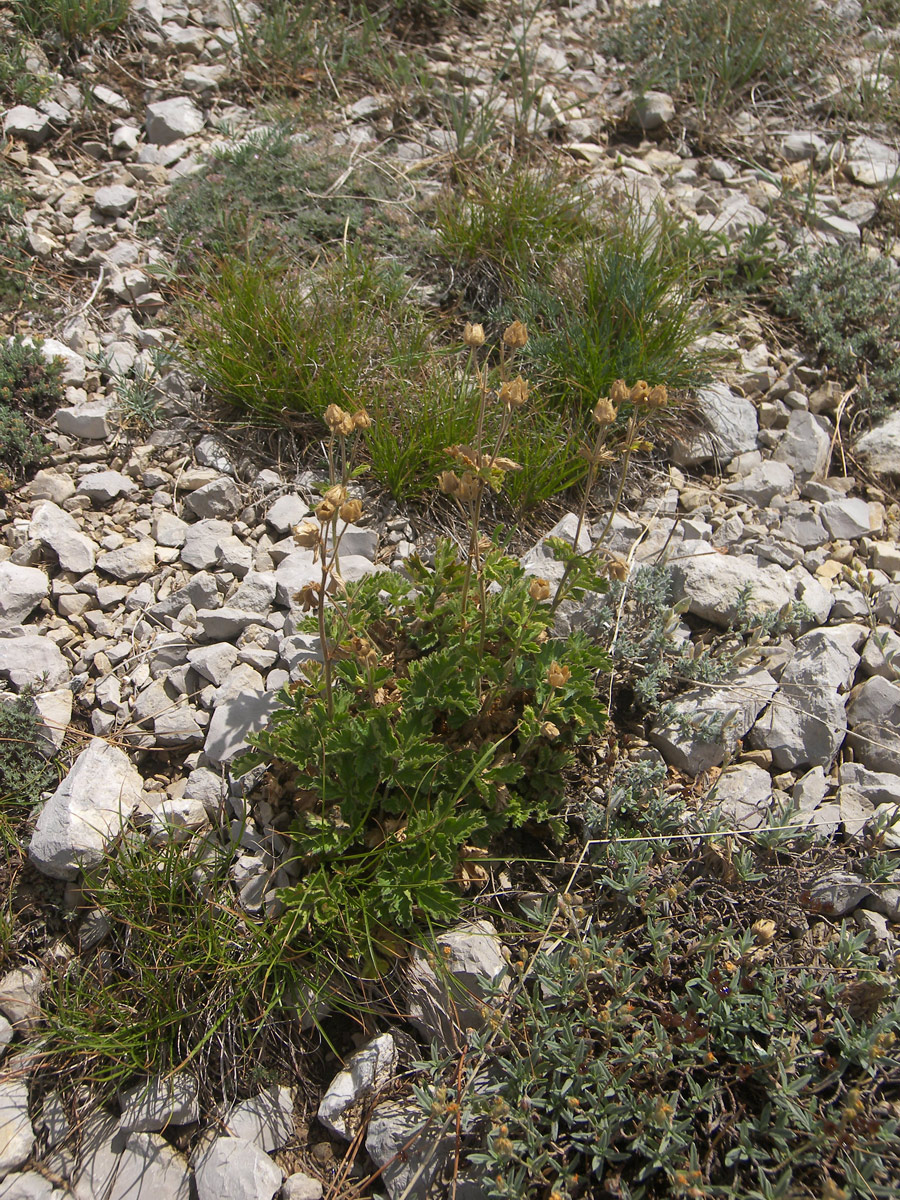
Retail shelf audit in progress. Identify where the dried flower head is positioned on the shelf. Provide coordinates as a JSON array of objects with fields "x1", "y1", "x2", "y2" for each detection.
[
  {"x1": 547, "y1": 661, "x2": 571, "y2": 689},
  {"x1": 339, "y1": 498, "x2": 363, "y2": 523},
  {"x1": 502, "y1": 320, "x2": 528, "y2": 350},
  {"x1": 592, "y1": 397, "x2": 617, "y2": 426},
  {"x1": 352, "y1": 408, "x2": 371, "y2": 430},
  {"x1": 529, "y1": 577, "x2": 551, "y2": 602},
  {"x1": 294, "y1": 582, "x2": 321, "y2": 610},
  {"x1": 646, "y1": 383, "x2": 668, "y2": 408},
  {"x1": 541, "y1": 721, "x2": 560, "y2": 739},
  {"x1": 324, "y1": 403, "x2": 346, "y2": 431},
  {"x1": 751, "y1": 918, "x2": 777, "y2": 945},
  {"x1": 611, "y1": 379, "x2": 629, "y2": 405},
  {"x1": 439, "y1": 470, "x2": 460, "y2": 495},
  {"x1": 338, "y1": 412, "x2": 355, "y2": 437},
  {"x1": 457, "y1": 471, "x2": 480, "y2": 502},
  {"x1": 463, "y1": 322, "x2": 486, "y2": 348},
  {"x1": 323, "y1": 484, "x2": 348, "y2": 506},
  {"x1": 607, "y1": 559, "x2": 629, "y2": 582},
  {"x1": 316, "y1": 498, "x2": 337, "y2": 523},
  {"x1": 499, "y1": 374, "x2": 529, "y2": 410},
  {"x1": 293, "y1": 519, "x2": 319, "y2": 548},
  {"x1": 630, "y1": 380, "x2": 650, "y2": 405}
]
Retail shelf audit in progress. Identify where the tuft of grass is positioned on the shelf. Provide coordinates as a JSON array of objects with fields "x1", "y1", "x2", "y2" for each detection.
[
  {"x1": 0, "y1": 337, "x2": 59, "y2": 487},
  {"x1": 776, "y1": 242, "x2": 900, "y2": 419},
  {"x1": 15, "y1": 0, "x2": 129, "y2": 43},
  {"x1": 606, "y1": 0, "x2": 835, "y2": 120},
  {"x1": 163, "y1": 124, "x2": 427, "y2": 274},
  {"x1": 521, "y1": 225, "x2": 717, "y2": 418},
  {"x1": 435, "y1": 165, "x2": 596, "y2": 312},
  {"x1": 41, "y1": 831, "x2": 307, "y2": 1096}
]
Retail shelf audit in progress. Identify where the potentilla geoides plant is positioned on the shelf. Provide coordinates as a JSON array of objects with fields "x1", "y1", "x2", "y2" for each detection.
[{"x1": 292, "y1": 402, "x2": 371, "y2": 719}]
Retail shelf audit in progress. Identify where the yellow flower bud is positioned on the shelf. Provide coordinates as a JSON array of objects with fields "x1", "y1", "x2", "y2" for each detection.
[
  {"x1": 547, "y1": 661, "x2": 570, "y2": 688},
  {"x1": 502, "y1": 320, "x2": 528, "y2": 350},
  {"x1": 439, "y1": 470, "x2": 460, "y2": 495},
  {"x1": 529, "y1": 577, "x2": 551, "y2": 602},
  {"x1": 592, "y1": 397, "x2": 617, "y2": 425},
  {"x1": 324, "y1": 404, "x2": 346, "y2": 431},
  {"x1": 457, "y1": 471, "x2": 479, "y2": 501},
  {"x1": 323, "y1": 484, "x2": 347, "y2": 506},
  {"x1": 751, "y1": 918, "x2": 776, "y2": 945},
  {"x1": 630, "y1": 380, "x2": 650, "y2": 405},
  {"x1": 646, "y1": 384, "x2": 668, "y2": 408},
  {"x1": 499, "y1": 375, "x2": 529, "y2": 410},
  {"x1": 611, "y1": 379, "x2": 629, "y2": 404},
  {"x1": 293, "y1": 519, "x2": 319, "y2": 548},
  {"x1": 463, "y1": 322, "x2": 486, "y2": 348},
  {"x1": 339, "y1": 498, "x2": 363, "y2": 523}
]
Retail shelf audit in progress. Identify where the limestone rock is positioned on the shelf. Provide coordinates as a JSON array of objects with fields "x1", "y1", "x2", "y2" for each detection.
[
  {"x1": 318, "y1": 1034, "x2": 398, "y2": 1140},
  {"x1": 707, "y1": 762, "x2": 773, "y2": 829},
  {"x1": 145, "y1": 97, "x2": 204, "y2": 145},
  {"x1": 0, "y1": 1081, "x2": 34, "y2": 1180},
  {"x1": 29, "y1": 501, "x2": 96, "y2": 574},
  {"x1": 854, "y1": 410, "x2": 900, "y2": 475},
  {"x1": 406, "y1": 921, "x2": 508, "y2": 1050},
  {"x1": 0, "y1": 564, "x2": 48, "y2": 628},
  {"x1": 193, "y1": 1137, "x2": 282, "y2": 1200},
  {"x1": 650, "y1": 667, "x2": 778, "y2": 776},
  {"x1": 669, "y1": 383, "x2": 758, "y2": 467},
  {"x1": 29, "y1": 739, "x2": 144, "y2": 879},
  {"x1": 118, "y1": 1075, "x2": 199, "y2": 1133},
  {"x1": 0, "y1": 633, "x2": 69, "y2": 691},
  {"x1": 223, "y1": 1086, "x2": 295, "y2": 1153}
]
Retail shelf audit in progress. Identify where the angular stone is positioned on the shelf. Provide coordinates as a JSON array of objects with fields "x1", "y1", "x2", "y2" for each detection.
[
  {"x1": 669, "y1": 383, "x2": 758, "y2": 467},
  {"x1": 846, "y1": 134, "x2": 900, "y2": 186},
  {"x1": 184, "y1": 477, "x2": 241, "y2": 520},
  {"x1": 405, "y1": 921, "x2": 508, "y2": 1050},
  {"x1": 229, "y1": 573, "x2": 276, "y2": 615},
  {"x1": 193, "y1": 1137, "x2": 282, "y2": 1200},
  {"x1": 726, "y1": 460, "x2": 795, "y2": 507},
  {"x1": 839, "y1": 762, "x2": 900, "y2": 805},
  {"x1": 773, "y1": 410, "x2": 830, "y2": 481},
  {"x1": 187, "y1": 643, "x2": 238, "y2": 686},
  {"x1": 204, "y1": 692, "x2": 281, "y2": 766},
  {"x1": 631, "y1": 90, "x2": 675, "y2": 130},
  {"x1": 3, "y1": 106, "x2": 51, "y2": 145},
  {"x1": 0, "y1": 1171, "x2": 56, "y2": 1200},
  {"x1": 650, "y1": 667, "x2": 778, "y2": 776},
  {"x1": 145, "y1": 97, "x2": 204, "y2": 146},
  {"x1": 97, "y1": 541, "x2": 156, "y2": 581},
  {"x1": 807, "y1": 871, "x2": 873, "y2": 916},
  {"x1": 181, "y1": 520, "x2": 233, "y2": 571},
  {"x1": 212, "y1": 664, "x2": 264, "y2": 707},
  {"x1": 281, "y1": 1175, "x2": 323, "y2": 1200},
  {"x1": 30, "y1": 501, "x2": 96, "y2": 573},
  {"x1": 365, "y1": 1102, "x2": 447, "y2": 1200},
  {"x1": 153, "y1": 707, "x2": 205, "y2": 748},
  {"x1": 324, "y1": 523, "x2": 377, "y2": 562},
  {"x1": 54, "y1": 399, "x2": 113, "y2": 440},
  {"x1": 273, "y1": 551, "x2": 318, "y2": 607},
  {"x1": 854, "y1": 410, "x2": 900, "y2": 475},
  {"x1": 669, "y1": 550, "x2": 795, "y2": 627},
  {"x1": 23, "y1": 470, "x2": 75, "y2": 504},
  {"x1": 0, "y1": 564, "x2": 48, "y2": 628},
  {"x1": 846, "y1": 675, "x2": 900, "y2": 730},
  {"x1": 265, "y1": 495, "x2": 309, "y2": 535},
  {"x1": 76, "y1": 471, "x2": 136, "y2": 504},
  {"x1": 707, "y1": 762, "x2": 773, "y2": 829},
  {"x1": 119, "y1": 1075, "x2": 199, "y2": 1133},
  {"x1": 0, "y1": 965, "x2": 42, "y2": 1031},
  {"x1": 520, "y1": 513, "x2": 591, "y2": 583},
  {"x1": 224, "y1": 1086, "x2": 295, "y2": 1153},
  {"x1": 318, "y1": 1034, "x2": 398, "y2": 1140},
  {"x1": 820, "y1": 498, "x2": 876, "y2": 541},
  {"x1": 93, "y1": 185, "x2": 138, "y2": 217},
  {"x1": 0, "y1": 633, "x2": 69, "y2": 691},
  {"x1": 28, "y1": 739, "x2": 144, "y2": 879},
  {"x1": 37, "y1": 338, "x2": 85, "y2": 386},
  {"x1": 838, "y1": 786, "x2": 875, "y2": 837},
  {"x1": 750, "y1": 628, "x2": 860, "y2": 771},
  {"x1": 196, "y1": 607, "x2": 259, "y2": 641},
  {"x1": 0, "y1": 1081, "x2": 34, "y2": 1178}
]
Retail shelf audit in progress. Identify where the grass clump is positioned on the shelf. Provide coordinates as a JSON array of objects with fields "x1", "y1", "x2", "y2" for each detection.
[
  {"x1": 435, "y1": 165, "x2": 596, "y2": 312},
  {"x1": 0, "y1": 692, "x2": 57, "y2": 812},
  {"x1": 776, "y1": 242, "x2": 900, "y2": 419},
  {"x1": 41, "y1": 832, "x2": 304, "y2": 1094},
  {"x1": 607, "y1": 0, "x2": 834, "y2": 120},
  {"x1": 163, "y1": 125, "x2": 423, "y2": 273},
  {"x1": 14, "y1": 0, "x2": 129, "y2": 43}
]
